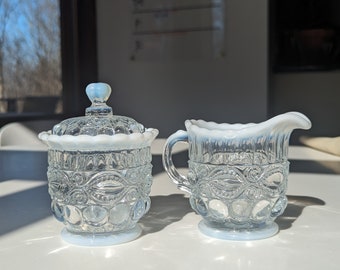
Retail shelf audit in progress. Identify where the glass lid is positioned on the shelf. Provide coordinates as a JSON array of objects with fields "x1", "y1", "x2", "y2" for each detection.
[{"x1": 52, "y1": 83, "x2": 145, "y2": 136}]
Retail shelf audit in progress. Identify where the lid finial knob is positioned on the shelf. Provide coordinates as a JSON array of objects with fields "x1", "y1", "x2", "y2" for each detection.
[{"x1": 85, "y1": 82, "x2": 113, "y2": 116}]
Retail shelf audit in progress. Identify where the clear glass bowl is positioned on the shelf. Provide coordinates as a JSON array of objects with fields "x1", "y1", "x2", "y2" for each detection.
[
  {"x1": 39, "y1": 83, "x2": 158, "y2": 246},
  {"x1": 163, "y1": 112, "x2": 311, "y2": 240}
]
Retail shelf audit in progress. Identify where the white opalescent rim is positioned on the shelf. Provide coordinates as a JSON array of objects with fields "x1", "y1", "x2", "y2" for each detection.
[
  {"x1": 38, "y1": 128, "x2": 159, "y2": 151},
  {"x1": 185, "y1": 112, "x2": 311, "y2": 138}
]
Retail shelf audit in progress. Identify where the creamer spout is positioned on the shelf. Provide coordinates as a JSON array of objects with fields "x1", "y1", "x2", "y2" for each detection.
[{"x1": 269, "y1": 111, "x2": 312, "y2": 133}]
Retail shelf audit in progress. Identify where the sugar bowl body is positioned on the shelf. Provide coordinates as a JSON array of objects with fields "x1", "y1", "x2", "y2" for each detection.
[{"x1": 39, "y1": 83, "x2": 158, "y2": 245}]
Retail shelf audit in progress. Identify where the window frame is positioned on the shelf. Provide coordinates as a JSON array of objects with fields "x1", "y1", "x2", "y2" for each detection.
[{"x1": 0, "y1": 0, "x2": 98, "y2": 126}]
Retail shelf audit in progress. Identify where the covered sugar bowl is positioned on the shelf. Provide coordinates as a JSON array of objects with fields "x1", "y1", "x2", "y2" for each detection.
[{"x1": 39, "y1": 83, "x2": 158, "y2": 246}]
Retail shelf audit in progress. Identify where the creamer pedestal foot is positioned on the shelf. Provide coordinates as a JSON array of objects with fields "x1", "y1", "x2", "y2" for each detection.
[{"x1": 198, "y1": 221, "x2": 279, "y2": 241}]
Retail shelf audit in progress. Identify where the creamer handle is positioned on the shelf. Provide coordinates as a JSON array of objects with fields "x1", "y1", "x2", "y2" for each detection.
[{"x1": 162, "y1": 130, "x2": 191, "y2": 194}]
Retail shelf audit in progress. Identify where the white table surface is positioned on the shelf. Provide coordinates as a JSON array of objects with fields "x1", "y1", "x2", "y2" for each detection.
[{"x1": 1, "y1": 146, "x2": 340, "y2": 270}]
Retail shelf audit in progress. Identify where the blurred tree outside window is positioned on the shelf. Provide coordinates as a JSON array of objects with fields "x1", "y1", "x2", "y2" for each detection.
[{"x1": 0, "y1": 0, "x2": 61, "y2": 115}]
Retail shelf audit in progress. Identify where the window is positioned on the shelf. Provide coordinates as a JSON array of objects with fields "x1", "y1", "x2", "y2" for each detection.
[
  {"x1": 0, "y1": 0, "x2": 97, "y2": 126},
  {"x1": 0, "y1": 0, "x2": 61, "y2": 114},
  {"x1": 271, "y1": 0, "x2": 340, "y2": 72}
]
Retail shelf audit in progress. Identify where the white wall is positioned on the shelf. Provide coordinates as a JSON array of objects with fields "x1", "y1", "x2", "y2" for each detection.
[{"x1": 96, "y1": 0, "x2": 268, "y2": 137}]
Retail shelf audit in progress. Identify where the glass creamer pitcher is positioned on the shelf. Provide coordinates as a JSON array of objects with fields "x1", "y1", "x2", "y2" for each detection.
[
  {"x1": 39, "y1": 83, "x2": 158, "y2": 246},
  {"x1": 163, "y1": 112, "x2": 311, "y2": 240}
]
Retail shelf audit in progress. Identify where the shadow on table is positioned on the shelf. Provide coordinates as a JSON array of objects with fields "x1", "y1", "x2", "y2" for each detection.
[
  {"x1": 0, "y1": 150, "x2": 48, "y2": 181},
  {"x1": 277, "y1": 195, "x2": 325, "y2": 230},
  {"x1": 139, "y1": 194, "x2": 193, "y2": 236},
  {"x1": 0, "y1": 184, "x2": 51, "y2": 236}
]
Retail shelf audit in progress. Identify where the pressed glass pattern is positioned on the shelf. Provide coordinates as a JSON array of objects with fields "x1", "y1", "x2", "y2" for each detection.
[
  {"x1": 163, "y1": 112, "x2": 311, "y2": 240},
  {"x1": 39, "y1": 83, "x2": 158, "y2": 245}
]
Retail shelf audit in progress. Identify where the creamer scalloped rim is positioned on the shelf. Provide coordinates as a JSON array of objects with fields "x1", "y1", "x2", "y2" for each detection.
[
  {"x1": 38, "y1": 128, "x2": 159, "y2": 151},
  {"x1": 184, "y1": 112, "x2": 311, "y2": 137}
]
